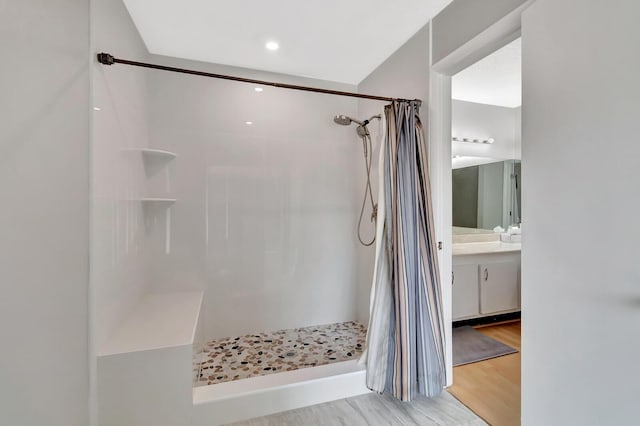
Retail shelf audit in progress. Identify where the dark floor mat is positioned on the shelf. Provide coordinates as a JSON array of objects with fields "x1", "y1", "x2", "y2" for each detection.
[{"x1": 453, "y1": 326, "x2": 518, "y2": 367}]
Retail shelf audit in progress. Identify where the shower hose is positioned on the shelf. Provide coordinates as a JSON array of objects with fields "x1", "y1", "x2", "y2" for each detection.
[{"x1": 358, "y1": 132, "x2": 377, "y2": 246}]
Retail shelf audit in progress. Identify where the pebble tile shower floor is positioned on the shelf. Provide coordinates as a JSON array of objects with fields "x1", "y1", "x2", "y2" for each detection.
[{"x1": 194, "y1": 321, "x2": 367, "y2": 386}]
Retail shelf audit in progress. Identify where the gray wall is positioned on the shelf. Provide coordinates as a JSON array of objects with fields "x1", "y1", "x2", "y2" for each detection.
[
  {"x1": 0, "y1": 1, "x2": 90, "y2": 425},
  {"x1": 355, "y1": 24, "x2": 431, "y2": 326},
  {"x1": 522, "y1": 0, "x2": 640, "y2": 424},
  {"x1": 452, "y1": 99, "x2": 520, "y2": 160},
  {"x1": 431, "y1": 0, "x2": 529, "y2": 75},
  {"x1": 432, "y1": 0, "x2": 529, "y2": 65}
]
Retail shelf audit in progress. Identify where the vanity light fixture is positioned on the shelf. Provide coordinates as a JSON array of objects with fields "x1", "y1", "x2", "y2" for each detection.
[{"x1": 452, "y1": 136, "x2": 495, "y2": 144}]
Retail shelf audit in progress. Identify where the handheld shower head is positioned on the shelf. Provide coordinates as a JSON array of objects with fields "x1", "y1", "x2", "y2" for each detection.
[{"x1": 333, "y1": 112, "x2": 380, "y2": 245}]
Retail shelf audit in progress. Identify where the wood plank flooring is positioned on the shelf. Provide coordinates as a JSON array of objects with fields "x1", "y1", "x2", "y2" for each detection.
[
  {"x1": 229, "y1": 391, "x2": 486, "y2": 426},
  {"x1": 448, "y1": 321, "x2": 521, "y2": 426}
]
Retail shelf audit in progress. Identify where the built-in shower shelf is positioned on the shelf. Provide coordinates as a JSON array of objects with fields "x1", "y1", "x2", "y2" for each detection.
[
  {"x1": 140, "y1": 148, "x2": 177, "y2": 162},
  {"x1": 122, "y1": 147, "x2": 177, "y2": 160},
  {"x1": 141, "y1": 197, "x2": 176, "y2": 207},
  {"x1": 140, "y1": 149, "x2": 176, "y2": 177},
  {"x1": 123, "y1": 148, "x2": 177, "y2": 176}
]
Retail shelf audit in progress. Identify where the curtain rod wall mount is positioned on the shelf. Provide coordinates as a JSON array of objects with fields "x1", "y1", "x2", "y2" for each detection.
[
  {"x1": 97, "y1": 52, "x2": 115, "y2": 65},
  {"x1": 96, "y1": 52, "x2": 422, "y2": 106}
]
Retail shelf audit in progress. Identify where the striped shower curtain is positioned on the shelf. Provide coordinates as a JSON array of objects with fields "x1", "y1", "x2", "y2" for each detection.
[{"x1": 364, "y1": 100, "x2": 446, "y2": 401}]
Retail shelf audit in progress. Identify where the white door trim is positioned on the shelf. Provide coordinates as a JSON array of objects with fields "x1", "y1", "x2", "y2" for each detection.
[{"x1": 428, "y1": 2, "x2": 532, "y2": 386}]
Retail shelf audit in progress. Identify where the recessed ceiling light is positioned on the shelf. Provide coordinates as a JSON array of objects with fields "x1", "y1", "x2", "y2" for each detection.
[
  {"x1": 245, "y1": 121, "x2": 253, "y2": 125},
  {"x1": 265, "y1": 41, "x2": 279, "y2": 51},
  {"x1": 93, "y1": 107, "x2": 101, "y2": 111},
  {"x1": 254, "y1": 87, "x2": 263, "y2": 92}
]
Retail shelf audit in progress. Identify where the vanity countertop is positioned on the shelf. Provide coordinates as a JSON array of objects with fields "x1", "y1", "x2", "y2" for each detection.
[{"x1": 452, "y1": 241, "x2": 521, "y2": 256}]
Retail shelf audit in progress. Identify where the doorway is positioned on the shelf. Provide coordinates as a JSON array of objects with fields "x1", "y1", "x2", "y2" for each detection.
[{"x1": 431, "y1": 30, "x2": 524, "y2": 426}]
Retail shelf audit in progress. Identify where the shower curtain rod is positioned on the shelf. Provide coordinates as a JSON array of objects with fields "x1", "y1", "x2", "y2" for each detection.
[{"x1": 96, "y1": 53, "x2": 422, "y2": 105}]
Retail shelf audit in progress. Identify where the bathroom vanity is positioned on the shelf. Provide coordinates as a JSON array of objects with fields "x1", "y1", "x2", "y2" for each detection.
[
  {"x1": 451, "y1": 157, "x2": 522, "y2": 322},
  {"x1": 452, "y1": 230, "x2": 521, "y2": 321}
]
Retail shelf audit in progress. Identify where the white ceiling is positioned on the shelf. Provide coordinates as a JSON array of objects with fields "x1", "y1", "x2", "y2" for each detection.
[
  {"x1": 122, "y1": 0, "x2": 452, "y2": 84},
  {"x1": 452, "y1": 38, "x2": 521, "y2": 108}
]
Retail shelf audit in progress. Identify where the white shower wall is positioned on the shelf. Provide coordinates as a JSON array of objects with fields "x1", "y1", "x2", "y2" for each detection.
[
  {"x1": 91, "y1": 0, "x2": 152, "y2": 353},
  {"x1": 145, "y1": 56, "x2": 362, "y2": 339}
]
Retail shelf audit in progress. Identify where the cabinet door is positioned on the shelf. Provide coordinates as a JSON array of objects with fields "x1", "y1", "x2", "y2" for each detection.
[
  {"x1": 452, "y1": 264, "x2": 480, "y2": 320},
  {"x1": 479, "y1": 261, "x2": 519, "y2": 314}
]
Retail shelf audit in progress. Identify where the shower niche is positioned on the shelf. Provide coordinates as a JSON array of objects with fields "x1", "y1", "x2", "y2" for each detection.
[
  {"x1": 137, "y1": 148, "x2": 177, "y2": 246},
  {"x1": 137, "y1": 147, "x2": 177, "y2": 204}
]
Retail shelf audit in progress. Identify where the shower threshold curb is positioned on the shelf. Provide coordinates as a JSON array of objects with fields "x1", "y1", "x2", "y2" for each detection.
[{"x1": 192, "y1": 360, "x2": 368, "y2": 425}]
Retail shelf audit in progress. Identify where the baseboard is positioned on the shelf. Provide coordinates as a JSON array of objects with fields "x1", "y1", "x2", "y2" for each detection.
[{"x1": 453, "y1": 311, "x2": 521, "y2": 328}]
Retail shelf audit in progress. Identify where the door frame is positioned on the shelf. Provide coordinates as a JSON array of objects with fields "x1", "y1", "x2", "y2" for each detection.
[{"x1": 428, "y1": 3, "x2": 532, "y2": 385}]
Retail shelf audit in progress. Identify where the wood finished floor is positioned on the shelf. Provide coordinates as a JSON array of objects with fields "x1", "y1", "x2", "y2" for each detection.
[
  {"x1": 448, "y1": 321, "x2": 521, "y2": 426},
  {"x1": 229, "y1": 391, "x2": 486, "y2": 426}
]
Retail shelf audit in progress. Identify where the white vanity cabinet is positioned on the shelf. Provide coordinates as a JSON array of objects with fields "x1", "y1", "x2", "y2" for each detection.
[
  {"x1": 452, "y1": 251, "x2": 520, "y2": 321},
  {"x1": 452, "y1": 264, "x2": 480, "y2": 319},
  {"x1": 479, "y1": 261, "x2": 519, "y2": 314}
]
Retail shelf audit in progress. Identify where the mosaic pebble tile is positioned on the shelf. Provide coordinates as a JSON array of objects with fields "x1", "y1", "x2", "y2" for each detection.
[{"x1": 194, "y1": 321, "x2": 366, "y2": 387}]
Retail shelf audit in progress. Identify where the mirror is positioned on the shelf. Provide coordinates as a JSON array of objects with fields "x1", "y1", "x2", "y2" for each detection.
[
  {"x1": 450, "y1": 36, "x2": 522, "y2": 236},
  {"x1": 452, "y1": 159, "x2": 521, "y2": 231}
]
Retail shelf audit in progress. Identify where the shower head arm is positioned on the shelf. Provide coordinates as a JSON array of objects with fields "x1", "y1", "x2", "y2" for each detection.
[
  {"x1": 361, "y1": 115, "x2": 382, "y2": 127},
  {"x1": 333, "y1": 114, "x2": 380, "y2": 127}
]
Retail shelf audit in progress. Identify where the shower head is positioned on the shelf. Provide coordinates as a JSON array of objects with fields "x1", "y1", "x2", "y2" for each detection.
[
  {"x1": 333, "y1": 115, "x2": 363, "y2": 126},
  {"x1": 334, "y1": 114, "x2": 382, "y2": 128}
]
